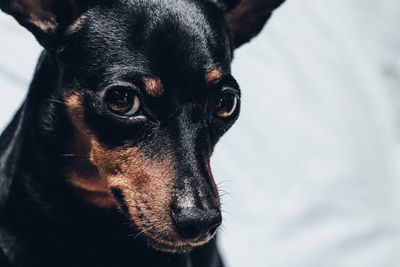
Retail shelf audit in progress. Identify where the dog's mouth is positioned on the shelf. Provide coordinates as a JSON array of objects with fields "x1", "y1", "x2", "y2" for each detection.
[
  {"x1": 125, "y1": 209, "x2": 219, "y2": 253},
  {"x1": 139, "y1": 229, "x2": 216, "y2": 253},
  {"x1": 108, "y1": 177, "x2": 222, "y2": 253}
]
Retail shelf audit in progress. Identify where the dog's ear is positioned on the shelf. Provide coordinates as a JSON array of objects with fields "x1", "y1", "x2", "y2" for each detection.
[
  {"x1": 224, "y1": 0, "x2": 285, "y2": 48},
  {"x1": 0, "y1": 0, "x2": 89, "y2": 50}
]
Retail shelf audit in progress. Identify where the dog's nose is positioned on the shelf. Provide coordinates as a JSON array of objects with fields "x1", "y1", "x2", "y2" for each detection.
[{"x1": 172, "y1": 206, "x2": 222, "y2": 242}]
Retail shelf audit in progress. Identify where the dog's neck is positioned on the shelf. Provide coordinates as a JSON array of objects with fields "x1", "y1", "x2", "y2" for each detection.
[
  {"x1": 0, "y1": 52, "x2": 101, "y2": 223},
  {"x1": 1, "y1": 52, "x2": 80, "y2": 221}
]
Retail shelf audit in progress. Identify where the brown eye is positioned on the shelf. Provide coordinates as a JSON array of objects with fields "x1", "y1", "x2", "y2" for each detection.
[
  {"x1": 215, "y1": 90, "x2": 239, "y2": 118},
  {"x1": 103, "y1": 86, "x2": 140, "y2": 116}
]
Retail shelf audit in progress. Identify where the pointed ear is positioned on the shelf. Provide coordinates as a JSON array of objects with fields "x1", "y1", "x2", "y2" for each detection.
[
  {"x1": 225, "y1": 0, "x2": 285, "y2": 48},
  {"x1": 0, "y1": 0, "x2": 88, "y2": 49}
]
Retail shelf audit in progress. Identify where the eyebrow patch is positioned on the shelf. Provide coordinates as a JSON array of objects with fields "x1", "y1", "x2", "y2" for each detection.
[
  {"x1": 205, "y1": 68, "x2": 223, "y2": 84},
  {"x1": 143, "y1": 76, "x2": 164, "y2": 97},
  {"x1": 66, "y1": 15, "x2": 87, "y2": 35}
]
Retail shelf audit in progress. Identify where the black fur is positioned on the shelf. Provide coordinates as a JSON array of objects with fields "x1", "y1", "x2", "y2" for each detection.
[{"x1": 0, "y1": 0, "x2": 285, "y2": 266}]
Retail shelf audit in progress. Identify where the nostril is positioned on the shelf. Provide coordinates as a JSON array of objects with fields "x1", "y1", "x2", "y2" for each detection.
[
  {"x1": 172, "y1": 207, "x2": 221, "y2": 242},
  {"x1": 178, "y1": 224, "x2": 202, "y2": 240},
  {"x1": 172, "y1": 215, "x2": 204, "y2": 241}
]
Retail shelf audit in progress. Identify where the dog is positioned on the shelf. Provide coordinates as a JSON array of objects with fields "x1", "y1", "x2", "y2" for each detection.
[{"x1": 0, "y1": 0, "x2": 285, "y2": 266}]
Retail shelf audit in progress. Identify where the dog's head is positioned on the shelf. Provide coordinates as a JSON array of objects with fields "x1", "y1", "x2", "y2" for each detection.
[{"x1": 1, "y1": 0, "x2": 284, "y2": 253}]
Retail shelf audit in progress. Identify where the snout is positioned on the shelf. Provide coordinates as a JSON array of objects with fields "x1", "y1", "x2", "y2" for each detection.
[{"x1": 171, "y1": 204, "x2": 222, "y2": 243}]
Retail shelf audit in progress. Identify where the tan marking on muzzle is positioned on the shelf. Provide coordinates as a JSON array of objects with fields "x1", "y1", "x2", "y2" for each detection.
[
  {"x1": 63, "y1": 90, "x2": 185, "y2": 246},
  {"x1": 143, "y1": 76, "x2": 164, "y2": 97},
  {"x1": 204, "y1": 151, "x2": 220, "y2": 207},
  {"x1": 63, "y1": 90, "x2": 221, "y2": 251}
]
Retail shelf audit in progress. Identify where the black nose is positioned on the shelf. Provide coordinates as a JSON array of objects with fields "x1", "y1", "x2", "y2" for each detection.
[{"x1": 172, "y1": 206, "x2": 222, "y2": 242}]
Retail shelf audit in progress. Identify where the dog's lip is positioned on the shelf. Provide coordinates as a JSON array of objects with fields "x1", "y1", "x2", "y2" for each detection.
[
  {"x1": 140, "y1": 233, "x2": 213, "y2": 253},
  {"x1": 133, "y1": 225, "x2": 217, "y2": 253}
]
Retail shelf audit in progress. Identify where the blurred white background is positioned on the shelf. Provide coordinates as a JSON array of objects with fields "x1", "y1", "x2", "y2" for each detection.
[{"x1": 1, "y1": 1, "x2": 400, "y2": 266}]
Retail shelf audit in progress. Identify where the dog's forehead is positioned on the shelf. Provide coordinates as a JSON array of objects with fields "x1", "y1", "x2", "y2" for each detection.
[{"x1": 71, "y1": 0, "x2": 231, "y2": 86}]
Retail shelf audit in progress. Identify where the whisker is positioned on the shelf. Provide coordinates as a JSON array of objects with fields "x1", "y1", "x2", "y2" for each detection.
[
  {"x1": 61, "y1": 154, "x2": 76, "y2": 157},
  {"x1": 217, "y1": 226, "x2": 226, "y2": 235},
  {"x1": 221, "y1": 209, "x2": 232, "y2": 217},
  {"x1": 46, "y1": 98, "x2": 65, "y2": 105},
  {"x1": 131, "y1": 225, "x2": 155, "y2": 238},
  {"x1": 216, "y1": 179, "x2": 234, "y2": 187}
]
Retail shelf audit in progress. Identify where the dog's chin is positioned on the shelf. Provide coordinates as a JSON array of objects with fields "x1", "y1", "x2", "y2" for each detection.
[{"x1": 141, "y1": 234, "x2": 214, "y2": 254}]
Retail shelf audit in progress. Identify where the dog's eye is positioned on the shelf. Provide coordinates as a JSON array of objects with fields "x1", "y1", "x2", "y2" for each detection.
[
  {"x1": 215, "y1": 90, "x2": 239, "y2": 118},
  {"x1": 104, "y1": 86, "x2": 140, "y2": 116}
]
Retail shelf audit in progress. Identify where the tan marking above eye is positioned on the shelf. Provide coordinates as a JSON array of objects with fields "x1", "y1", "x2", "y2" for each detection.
[
  {"x1": 66, "y1": 15, "x2": 87, "y2": 35},
  {"x1": 143, "y1": 76, "x2": 164, "y2": 97},
  {"x1": 205, "y1": 68, "x2": 223, "y2": 84}
]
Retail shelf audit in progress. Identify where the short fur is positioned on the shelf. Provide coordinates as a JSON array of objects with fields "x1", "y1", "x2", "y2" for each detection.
[{"x1": 0, "y1": 0, "x2": 285, "y2": 266}]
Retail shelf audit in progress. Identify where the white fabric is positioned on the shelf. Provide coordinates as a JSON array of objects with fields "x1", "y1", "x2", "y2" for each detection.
[{"x1": 1, "y1": 1, "x2": 399, "y2": 266}]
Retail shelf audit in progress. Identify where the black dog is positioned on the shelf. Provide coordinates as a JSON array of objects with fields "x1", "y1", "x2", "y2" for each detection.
[{"x1": 0, "y1": 0, "x2": 285, "y2": 266}]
